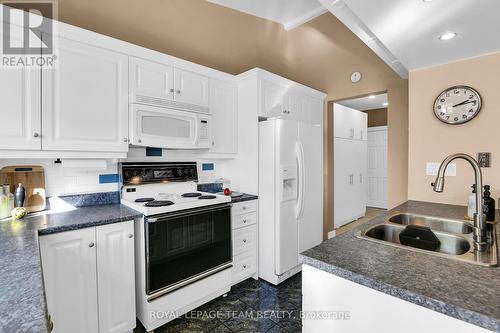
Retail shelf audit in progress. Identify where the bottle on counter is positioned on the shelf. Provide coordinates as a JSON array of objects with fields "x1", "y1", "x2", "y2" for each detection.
[
  {"x1": 0, "y1": 186, "x2": 8, "y2": 219},
  {"x1": 3, "y1": 184, "x2": 14, "y2": 216},
  {"x1": 467, "y1": 184, "x2": 476, "y2": 219},
  {"x1": 14, "y1": 183, "x2": 26, "y2": 208},
  {"x1": 483, "y1": 185, "x2": 495, "y2": 222}
]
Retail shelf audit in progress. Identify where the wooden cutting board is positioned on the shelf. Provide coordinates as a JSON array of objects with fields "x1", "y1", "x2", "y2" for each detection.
[{"x1": 0, "y1": 165, "x2": 46, "y2": 212}]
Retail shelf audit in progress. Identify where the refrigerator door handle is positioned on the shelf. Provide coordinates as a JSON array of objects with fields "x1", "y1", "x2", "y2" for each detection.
[{"x1": 295, "y1": 141, "x2": 305, "y2": 220}]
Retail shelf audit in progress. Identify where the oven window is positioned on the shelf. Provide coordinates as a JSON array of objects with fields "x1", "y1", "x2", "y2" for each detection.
[{"x1": 146, "y1": 205, "x2": 231, "y2": 294}]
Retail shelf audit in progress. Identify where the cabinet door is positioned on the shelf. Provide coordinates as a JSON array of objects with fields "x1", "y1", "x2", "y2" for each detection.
[
  {"x1": 285, "y1": 91, "x2": 307, "y2": 122},
  {"x1": 209, "y1": 79, "x2": 237, "y2": 154},
  {"x1": 173, "y1": 68, "x2": 209, "y2": 108},
  {"x1": 129, "y1": 56, "x2": 174, "y2": 102},
  {"x1": 352, "y1": 140, "x2": 367, "y2": 218},
  {"x1": 334, "y1": 138, "x2": 356, "y2": 227},
  {"x1": 0, "y1": 30, "x2": 41, "y2": 150},
  {"x1": 96, "y1": 221, "x2": 135, "y2": 333},
  {"x1": 41, "y1": 35, "x2": 128, "y2": 152},
  {"x1": 39, "y1": 228, "x2": 98, "y2": 333},
  {"x1": 308, "y1": 97, "x2": 324, "y2": 126},
  {"x1": 334, "y1": 103, "x2": 355, "y2": 139},
  {"x1": 260, "y1": 79, "x2": 286, "y2": 118},
  {"x1": 354, "y1": 111, "x2": 368, "y2": 141}
]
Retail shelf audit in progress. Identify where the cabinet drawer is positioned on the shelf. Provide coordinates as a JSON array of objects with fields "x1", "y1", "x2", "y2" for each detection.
[
  {"x1": 233, "y1": 225, "x2": 256, "y2": 256},
  {"x1": 232, "y1": 251, "x2": 257, "y2": 284},
  {"x1": 232, "y1": 201, "x2": 257, "y2": 216},
  {"x1": 233, "y1": 212, "x2": 257, "y2": 230}
]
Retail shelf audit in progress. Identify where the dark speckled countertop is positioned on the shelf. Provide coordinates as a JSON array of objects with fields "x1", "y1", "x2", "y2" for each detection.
[
  {"x1": 0, "y1": 197, "x2": 141, "y2": 333},
  {"x1": 300, "y1": 200, "x2": 500, "y2": 332}
]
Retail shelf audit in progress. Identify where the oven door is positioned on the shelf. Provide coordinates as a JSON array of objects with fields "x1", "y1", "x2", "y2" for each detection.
[
  {"x1": 130, "y1": 103, "x2": 208, "y2": 149},
  {"x1": 145, "y1": 203, "x2": 232, "y2": 297}
]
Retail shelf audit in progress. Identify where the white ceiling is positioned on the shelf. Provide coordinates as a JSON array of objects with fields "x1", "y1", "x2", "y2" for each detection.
[
  {"x1": 207, "y1": 0, "x2": 327, "y2": 30},
  {"x1": 320, "y1": 0, "x2": 500, "y2": 77},
  {"x1": 337, "y1": 93, "x2": 388, "y2": 111}
]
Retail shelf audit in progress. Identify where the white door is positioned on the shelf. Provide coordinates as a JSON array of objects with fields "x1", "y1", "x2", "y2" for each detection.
[
  {"x1": 173, "y1": 68, "x2": 209, "y2": 108},
  {"x1": 39, "y1": 228, "x2": 98, "y2": 333},
  {"x1": 298, "y1": 122, "x2": 323, "y2": 252},
  {"x1": 96, "y1": 221, "x2": 135, "y2": 333},
  {"x1": 285, "y1": 91, "x2": 307, "y2": 122},
  {"x1": 275, "y1": 119, "x2": 299, "y2": 275},
  {"x1": 42, "y1": 35, "x2": 129, "y2": 152},
  {"x1": 0, "y1": 30, "x2": 41, "y2": 150},
  {"x1": 129, "y1": 56, "x2": 174, "y2": 102},
  {"x1": 209, "y1": 79, "x2": 237, "y2": 154},
  {"x1": 260, "y1": 80, "x2": 286, "y2": 118},
  {"x1": 367, "y1": 126, "x2": 388, "y2": 208}
]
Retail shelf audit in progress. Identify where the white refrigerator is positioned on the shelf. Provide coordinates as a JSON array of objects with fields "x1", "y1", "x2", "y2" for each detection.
[{"x1": 258, "y1": 118, "x2": 323, "y2": 285}]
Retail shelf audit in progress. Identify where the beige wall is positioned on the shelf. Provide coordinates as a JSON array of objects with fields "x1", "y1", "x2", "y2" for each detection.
[
  {"x1": 409, "y1": 52, "x2": 500, "y2": 206},
  {"x1": 55, "y1": 0, "x2": 409, "y2": 235},
  {"x1": 363, "y1": 108, "x2": 388, "y2": 127}
]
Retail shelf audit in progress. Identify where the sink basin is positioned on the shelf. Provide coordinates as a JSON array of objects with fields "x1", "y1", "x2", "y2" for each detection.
[
  {"x1": 364, "y1": 224, "x2": 470, "y2": 255},
  {"x1": 388, "y1": 213, "x2": 473, "y2": 235}
]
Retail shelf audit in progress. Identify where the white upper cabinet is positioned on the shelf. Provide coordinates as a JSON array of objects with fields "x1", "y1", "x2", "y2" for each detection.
[
  {"x1": 209, "y1": 79, "x2": 238, "y2": 154},
  {"x1": 334, "y1": 103, "x2": 367, "y2": 141},
  {"x1": 284, "y1": 90, "x2": 308, "y2": 121},
  {"x1": 308, "y1": 97, "x2": 324, "y2": 126},
  {"x1": 0, "y1": 29, "x2": 41, "y2": 150},
  {"x1": 260, "y1": 79, "x2": 287, "y2": 118},
  {"x1": 129, "y1": 57, "x2": 174, "y2": 102},
  {"x1": 174, "y1": 68, "x2": 209, "y2": 109},
  {"x1": 129, "y1": 57, "x2": 209, "y2": 111},
  {"x1": 42, "y1": 35, "x2": 129, "y2": 152}
]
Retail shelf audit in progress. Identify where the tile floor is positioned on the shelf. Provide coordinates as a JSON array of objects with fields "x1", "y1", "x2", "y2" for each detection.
[
  {"x1": 134, "y1": 273, "x2": 302, "y2": 333},
  {"x1": 335, "y1": 207, "x2": 386, "y2": 236}
]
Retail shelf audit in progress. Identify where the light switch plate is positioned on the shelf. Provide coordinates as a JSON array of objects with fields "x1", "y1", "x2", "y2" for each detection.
[{"x1": 426, "y1": 162, "x2": 456, "y2": 176}]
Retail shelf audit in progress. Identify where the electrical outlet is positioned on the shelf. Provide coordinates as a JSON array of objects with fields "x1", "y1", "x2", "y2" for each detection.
[{"x1": 477, "y1": 152, "x2": 491, "y2": 168}]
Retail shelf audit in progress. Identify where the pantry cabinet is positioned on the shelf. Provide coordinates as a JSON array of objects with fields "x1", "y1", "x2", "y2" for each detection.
[
  {"x1": 209, "y1": 79, "x2": 238, "y2": 154},
  {"x1": 39, "y1": 221, "x2": 135, "y2": 333},
  {"x1": 129, "y1": 57, "x2": 209, "y2": 111},
  {"x1": 42, "y1": 35, "x2": 129, "y2": 153}
]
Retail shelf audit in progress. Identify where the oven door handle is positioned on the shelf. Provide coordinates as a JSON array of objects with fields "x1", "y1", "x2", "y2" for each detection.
[{"x1": 145, "y1": 217, "x2": 157, "y2": 223}]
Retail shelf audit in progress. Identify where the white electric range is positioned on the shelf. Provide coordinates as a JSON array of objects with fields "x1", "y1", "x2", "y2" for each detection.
[{"x1": 120, "y1": 162, "x2": 232, "y2": 332}]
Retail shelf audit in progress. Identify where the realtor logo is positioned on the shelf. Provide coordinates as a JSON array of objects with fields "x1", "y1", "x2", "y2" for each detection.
[{"x1": 0, "y1": 1, "x2": 57, "y2": 67}]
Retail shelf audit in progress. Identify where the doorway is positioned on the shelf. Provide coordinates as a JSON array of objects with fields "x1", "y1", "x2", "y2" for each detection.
[{"x1": 332, "y1": 93, "x2": 388, "y2": 235}]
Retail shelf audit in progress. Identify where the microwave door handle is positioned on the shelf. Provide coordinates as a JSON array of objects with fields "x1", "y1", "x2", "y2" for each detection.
[{"x1": 193, "y1": 116, "x2": 199, "y2": 146}]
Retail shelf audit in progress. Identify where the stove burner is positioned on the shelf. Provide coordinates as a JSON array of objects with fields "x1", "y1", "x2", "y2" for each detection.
[
  {"x1": 135, "y1": 197, "x2": 155, "y2": 203},
  {"x1": 144, "y1": 200, "x2": 175, "y2": 207},
  {"x1": 198, "y1": 195, "x2": 216, "y2": 200},
  {"x1": 181, "y1": 192, "x2": 203, "y2": 198}
]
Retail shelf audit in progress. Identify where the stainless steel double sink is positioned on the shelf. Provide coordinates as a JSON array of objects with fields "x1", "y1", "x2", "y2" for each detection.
[{"x1": 356, "y1": 213, "x2": 498, "y2": 266}]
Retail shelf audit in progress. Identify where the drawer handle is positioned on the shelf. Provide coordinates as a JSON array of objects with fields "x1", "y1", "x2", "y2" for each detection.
[
  {"x1": 242, "y1": 219, "x2": 247, "y2": 223},
  {"x1": 242, "y1": 264, "x2": 247, "y2": 269},
  {"x1": 88, "y1": 242, "x2": 95, "y2": 248},
  {"x1": 242, "y1": 207, "x2": 247, "y2": 210}
]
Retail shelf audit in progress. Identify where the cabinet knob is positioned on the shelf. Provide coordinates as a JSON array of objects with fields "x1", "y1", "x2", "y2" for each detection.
[
  {"x1": 242, "y1": 264, "x2": 247, "y2": 269},
  {"x1": 138, "y1": 139, "x2": 142, "y2": 143},
  {"x1": 176, "y1": 90, "x2": 181, "y2": 94},
  {"x1": 88, "y1": 242, "x2": 95, "y2": 248},
  {"x1": 128, "y1": 234, "x2": 133, "y2": 238},
  {"x1": 242, "y1": 239, "x2": 247, "y2": 243},
  {"x1": 212, "y1": 141, "x2": 215, "y2": 146},
  {"x1": 242, "y1": 207, "x2": 247, "y2": 210},
  {"x1": 123, "y1": 138, "x2": 129, "y2": 143},
  {"x1": 243, "y1": 219, "x2": 247, "y2": 223},
  {"x1": 170, "y1": 88, "x2": 174, "y2": 93},
  {"x1": 33, "y1": 132, "x2": 40, "y2": 138}
]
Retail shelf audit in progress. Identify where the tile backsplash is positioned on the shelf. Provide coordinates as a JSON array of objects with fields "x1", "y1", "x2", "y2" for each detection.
[{"x1": 0, "y1": 159, "x2": 120, "y2": 197}]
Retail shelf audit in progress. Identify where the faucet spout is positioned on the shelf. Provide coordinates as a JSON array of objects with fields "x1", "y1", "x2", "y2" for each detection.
[{"x1": 432, "y1": 153, "x2": 487, "y2": 251}]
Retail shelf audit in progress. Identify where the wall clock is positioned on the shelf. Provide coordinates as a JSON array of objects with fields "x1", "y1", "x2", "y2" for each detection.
[{"x1": 433, "y1": 85, "x2": 482, "y2": 125}]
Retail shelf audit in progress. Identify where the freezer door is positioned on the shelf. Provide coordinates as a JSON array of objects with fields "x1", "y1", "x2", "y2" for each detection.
[
  {"x1": 275, "y1": 119, "x2": 300, "y2": 275},
  {"x1": 298, "y1": 122, "x2": 323, "y2": 253}
]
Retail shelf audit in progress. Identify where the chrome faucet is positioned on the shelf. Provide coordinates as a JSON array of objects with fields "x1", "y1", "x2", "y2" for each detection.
[{"x1": 432, "y1": 153, "x2": 488, "y2": 251}]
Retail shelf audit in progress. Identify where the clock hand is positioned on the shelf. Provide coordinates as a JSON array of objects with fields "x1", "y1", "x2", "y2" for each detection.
[{"x1": 452, "y1": 100, "x2": 476, "y2": 108}]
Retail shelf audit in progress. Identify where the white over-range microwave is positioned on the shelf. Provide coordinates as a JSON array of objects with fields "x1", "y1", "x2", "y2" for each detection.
[{"x1": 129, "y1": 103, "x2": 211, "y2": 149}]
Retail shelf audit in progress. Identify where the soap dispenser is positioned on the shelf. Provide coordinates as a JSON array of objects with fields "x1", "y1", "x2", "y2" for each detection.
[
  {"x1": 483, "y1": 185, "x2": 495, "y2": 222},
  {"x1": 467, "y1": 184, "x2": 476, "y2": 219}
]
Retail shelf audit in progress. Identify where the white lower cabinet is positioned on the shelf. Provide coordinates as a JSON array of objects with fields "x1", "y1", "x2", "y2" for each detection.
[
  {"x1": 231, "y1": 200, "x2": 258, "y2": 285},
  {"x1": 39, "y1": 221, "x2": 135, "y2": 333}
]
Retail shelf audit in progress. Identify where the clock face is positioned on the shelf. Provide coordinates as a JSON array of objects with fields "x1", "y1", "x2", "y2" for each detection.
[{"x1": 433, "y1": 86, "x2": 482, "y2": 124}]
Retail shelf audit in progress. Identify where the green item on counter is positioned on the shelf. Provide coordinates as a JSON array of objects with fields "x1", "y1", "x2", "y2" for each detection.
[{"x1": 11, "y1": 207, "x2": 28, "y2": 220}]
